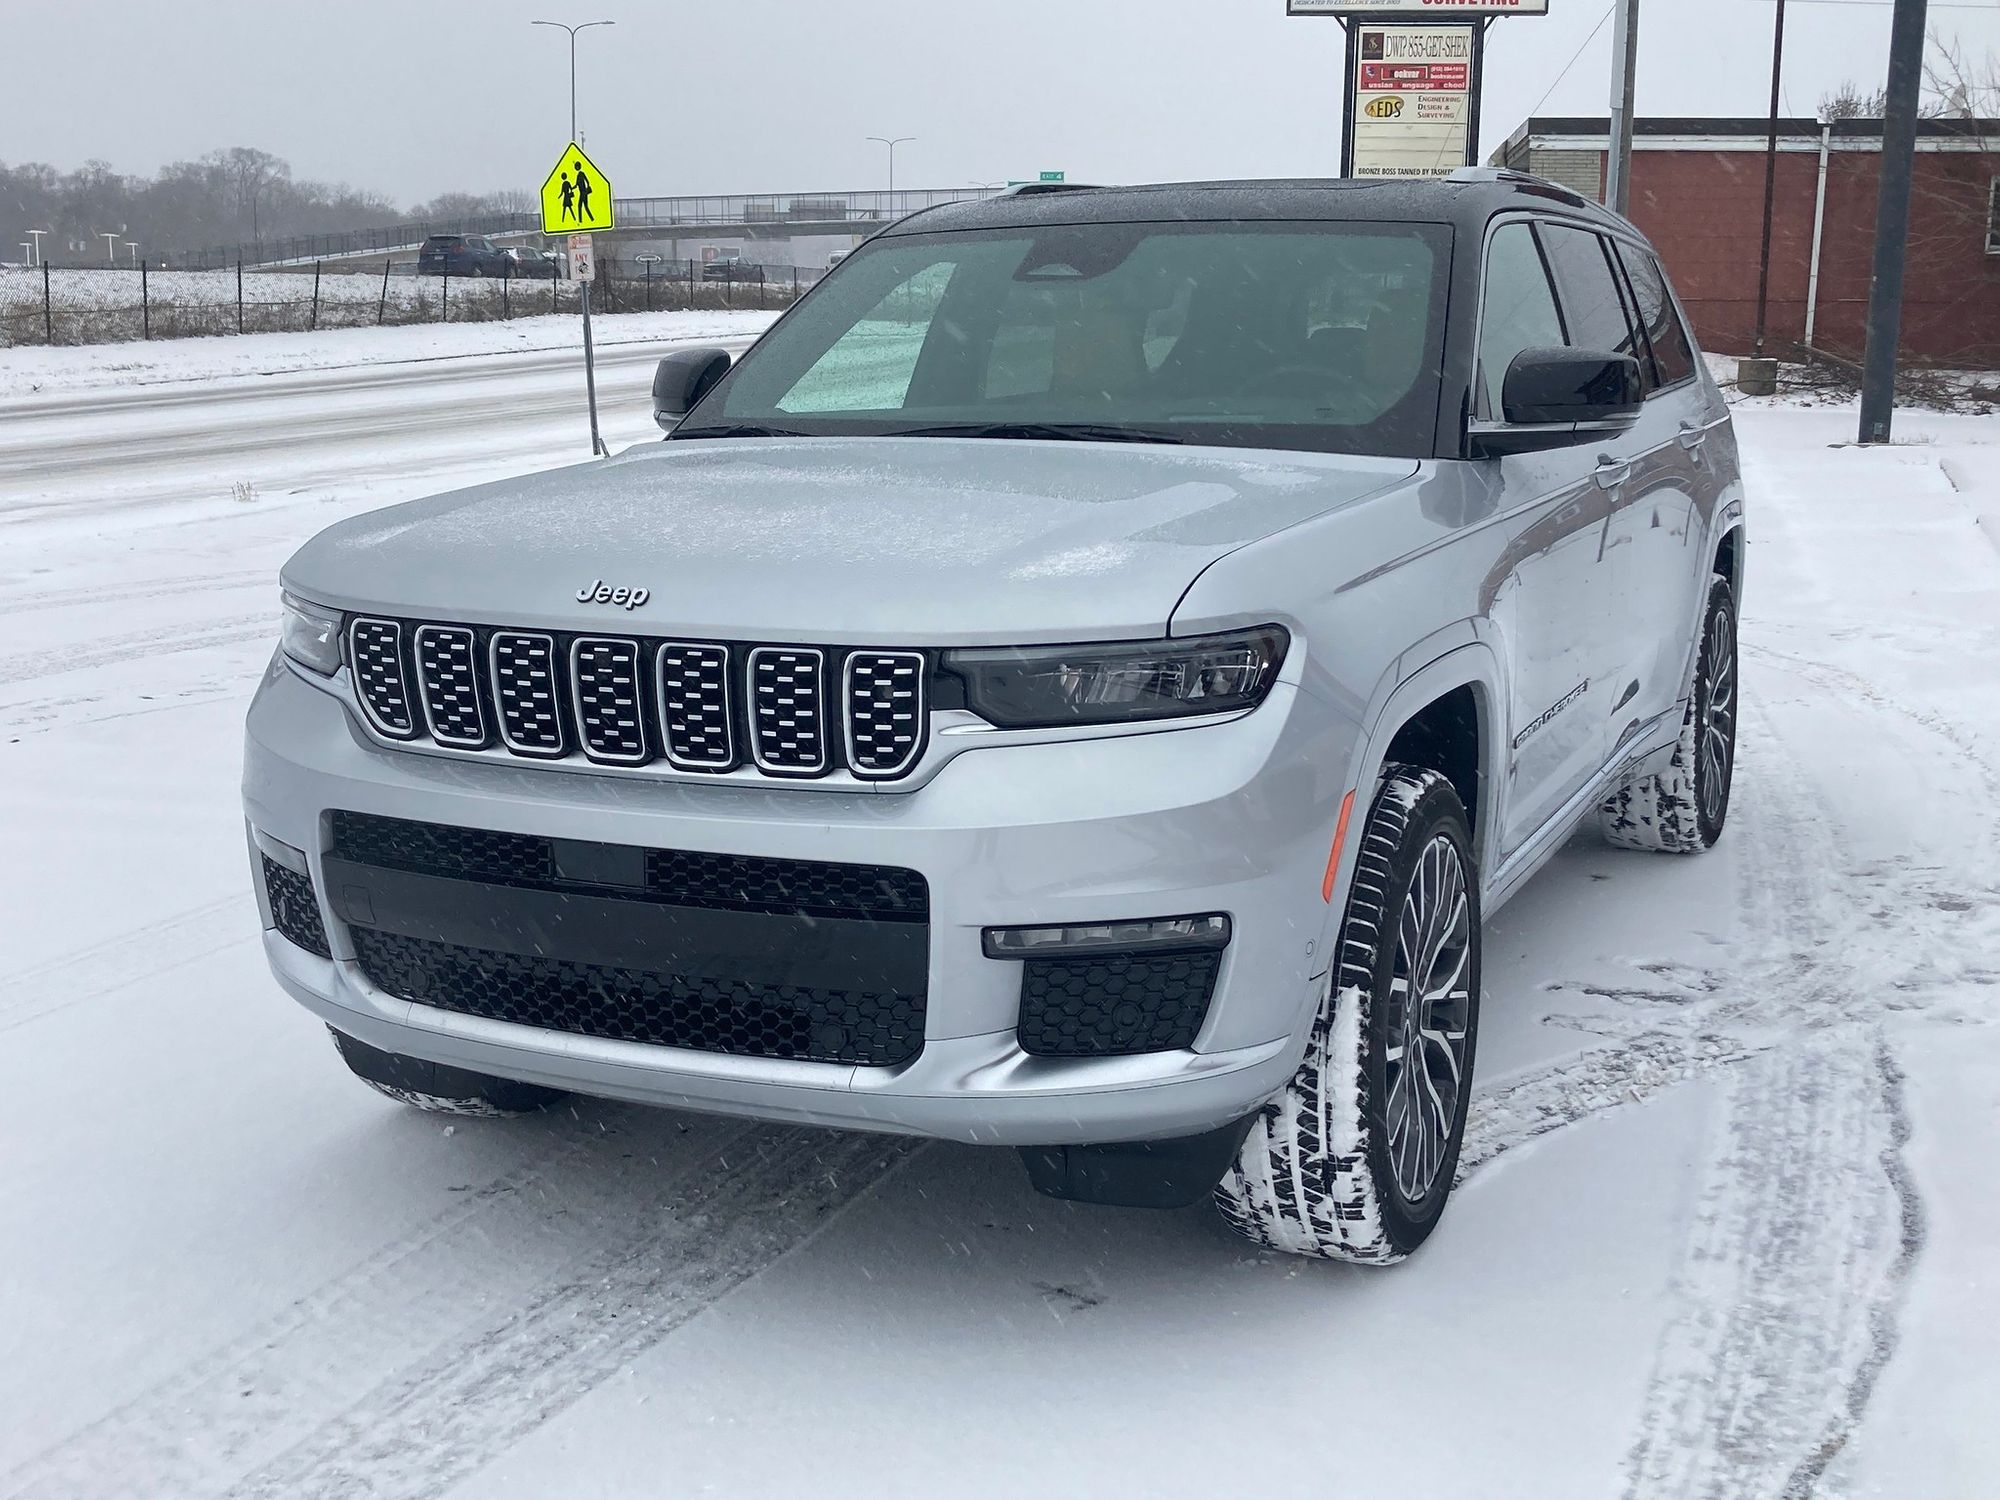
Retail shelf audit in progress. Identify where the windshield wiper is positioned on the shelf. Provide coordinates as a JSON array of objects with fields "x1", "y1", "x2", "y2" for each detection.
[
  {"x1": 883, "y1": 421, "x2": 1186, "y2": 446},
  {"x1": 670, "y1": 422, "x2": 811, "y2": 440}
]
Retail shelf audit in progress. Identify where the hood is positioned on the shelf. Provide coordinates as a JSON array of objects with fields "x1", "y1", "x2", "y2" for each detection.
[{"x1": 283, "y1": 437, "x2": 1419, "y2": 645}]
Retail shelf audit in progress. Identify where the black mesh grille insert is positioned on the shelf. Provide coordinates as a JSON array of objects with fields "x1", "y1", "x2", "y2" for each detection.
[
  {"x1": 1017, "y1": 950, "x2": 1222, "y2": 1058},
  {"x1": 351, "y1": 928, "x2": 923, "y2": 1066},
  {"x1": 491, "y1": 632, "x2": 565, "y2": 755},
  {"x1": 657, "y1": 643, "x2": 734, "y2": 769},
  {"x1": 261, "y1": 855, "x2": 330, "y2": 958},
  {"x1": 845, "y1": 651, "x2": 927, "y2": 777},
  {"x1": 413, "y1": 625, "x2": 486, "y2": 747},
  {"x1": 571, "y1": 637, "x2": 648, "y2": 763},
  {"x1": 327, "y1": 811, "x2": 928, "y2": 921},
  {"x1": 349, "y1": 619, "x2": 415, "y2": 737},
  {"x1": 748, "y1": 648, "x2": 827, "y2": 773}
]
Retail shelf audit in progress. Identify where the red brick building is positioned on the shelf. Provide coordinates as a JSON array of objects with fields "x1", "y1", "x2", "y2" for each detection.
[{"x1": 1496, "y1": 116, "x2": 2000, "y2": 366}]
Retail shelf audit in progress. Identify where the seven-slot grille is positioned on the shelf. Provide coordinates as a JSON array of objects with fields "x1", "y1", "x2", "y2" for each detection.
[
  {"x1": 491, "y1": 632, "x2": 565, "y2": 756},
  {"x1": 349, "y1": 619, "x2": 415, "y2": 738},
  {"x1": 748, "y1": 648, "x2": 828, "y2": 775},
  {"x1": 340, "y1": 618, "x2": 929, "y2": 781},
  {"x1": 844, "y1": 651, "x2": 927, "y2": 778},
  {"x1": 414, "y1": 626, "x2": 486, "y2": 746}
]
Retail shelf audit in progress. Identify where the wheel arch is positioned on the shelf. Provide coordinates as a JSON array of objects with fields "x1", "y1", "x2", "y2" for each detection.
[{"x1": 1318, "y1": 639, "x2": 1503, "y2": 957}]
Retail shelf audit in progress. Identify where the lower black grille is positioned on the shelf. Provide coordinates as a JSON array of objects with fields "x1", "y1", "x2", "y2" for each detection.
[
  {"x1": 325, "y1": 811, "x2": 929, "y2": 1066},
  {"x1": 1017, "y1": 950, "x2": 1221, "y2": 1058},
  {"x1": 261, "y1": 856, "x2": 330, "y2": 958},
  {"x1": 351, "y1": 929, "x2": 923, "y2": 1066}
]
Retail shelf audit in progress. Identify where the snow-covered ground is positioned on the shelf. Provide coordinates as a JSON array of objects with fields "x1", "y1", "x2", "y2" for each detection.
[{"x1": 1, "y1": 324, "x2": 1997, "y2": 1498}]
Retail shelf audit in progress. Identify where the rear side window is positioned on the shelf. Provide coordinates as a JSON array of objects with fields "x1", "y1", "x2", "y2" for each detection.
[
  {"x1": 1615, "y1": 244, "x2": 1698, "y2": 389},
  {"x1": 1539, "y1": 225, "x2": 1644, "y2": 368},
  {"x1": 1476, "y1": 222, "x2": 1567, "y2": 420}
]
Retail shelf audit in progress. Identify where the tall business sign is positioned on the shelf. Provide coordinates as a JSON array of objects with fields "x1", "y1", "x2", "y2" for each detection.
[{"x1": 1287, "y1": 1, "x2": 1549, "y2": 179}]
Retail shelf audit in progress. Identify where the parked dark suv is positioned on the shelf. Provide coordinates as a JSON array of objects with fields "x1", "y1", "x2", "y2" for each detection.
[{"x1": 417, "y1": 235, "x2": 511, "y2": 277}]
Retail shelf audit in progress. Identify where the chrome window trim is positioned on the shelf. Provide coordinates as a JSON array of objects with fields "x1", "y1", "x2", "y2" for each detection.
[
  {"x1": 488, "y1": 630, "x2": 568, "y2": 759},
  {"x1": 346, "y1": 617, "x2": 418, "y2": 740},
  {"x1": 841, "y1": 649, "x2": 929, "y2": 780},
  {"x1": 656, "y1": 641, "x2": 736, "y2": 771},
  {"x1": 567, "y1": 636, "x2": 652, "y2": 766},
  {"x1": 412, "y1": 623, "x2": 488, "y2": 749},
  {"x1": 746, "y1": 645, "x2": 830, "y2": 776}
]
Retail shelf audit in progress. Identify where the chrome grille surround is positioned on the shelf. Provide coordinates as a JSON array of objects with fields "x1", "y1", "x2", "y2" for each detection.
[
  {"x1": 348, "y1": 618, "x2": 416, "y2": 739},
  {"x1": 569, "y1": 637, "x2": 649, "y2": 764},
  {"x1": 843, "y1": 650, "x2": 928, "y2": 779},
  {"x1": 489, "y1": 631, "x2": 566, "y2": 757},
  {"x1": 413, "y1": 625, "x2": 487, "y2": 748},
  {"x1": 747, "y1": 647, "x2": 828, "y2": 776},
  {"x1": 657, "y1": 642, "x2": 734, "y2": 770}
]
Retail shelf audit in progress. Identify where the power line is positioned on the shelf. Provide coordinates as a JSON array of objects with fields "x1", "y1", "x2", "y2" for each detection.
[{"x1": 1525, "y1": 1, "x2": 1618, "y2": 120}]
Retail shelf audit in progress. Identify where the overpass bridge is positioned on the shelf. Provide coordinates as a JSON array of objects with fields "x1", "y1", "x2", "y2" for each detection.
[{"x1": 166, "y1": 188, "x2": 1006, "y2": 271}]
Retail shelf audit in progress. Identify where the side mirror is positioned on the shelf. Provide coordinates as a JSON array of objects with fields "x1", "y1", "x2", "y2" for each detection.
[
  {"x1": 1470, "y1": 347, "x2": 1643, "y2": 457},
  {"x1": 653, "y1": 348, "x2": 733, "y2": 432}
]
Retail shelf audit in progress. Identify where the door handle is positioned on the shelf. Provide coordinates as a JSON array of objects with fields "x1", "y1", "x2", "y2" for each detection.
[
  {"x1": 1678, "y1": 421, "x2": 1710, "y2": 452},
  {"x1": 1593, "y1": 456, "x2": 1633, "y2": 491}
]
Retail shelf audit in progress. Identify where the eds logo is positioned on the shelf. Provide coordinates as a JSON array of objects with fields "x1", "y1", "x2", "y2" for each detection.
[{"x1": 1364, "y1": 96, "x2": 1406, "y2": 120}]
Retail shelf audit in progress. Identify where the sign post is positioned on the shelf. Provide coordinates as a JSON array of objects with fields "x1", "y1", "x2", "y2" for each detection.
[
  {"x1": 1288, "y1": 0, "x2": 1547, "y2": 180},
  {"x1": 541, "y1": 143, "x2": 616, "y2": 457}
]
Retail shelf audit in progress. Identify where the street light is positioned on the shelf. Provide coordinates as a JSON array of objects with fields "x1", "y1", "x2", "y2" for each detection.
[
  {"x1": 532, "y1": 19, "x2": 616, "y2": 143},
  {"x1": 124, "y1": 240, "x2": 140, "y2": 266},
  {"x1": 25, "y1": 230, "x2": 48, "y2": 266},
  {"x1": 99, "y1": 231, "x2": 121, "y2": 265},
  {"x1": 867, "y1": 136, "x2": 915, "y2": 199}
]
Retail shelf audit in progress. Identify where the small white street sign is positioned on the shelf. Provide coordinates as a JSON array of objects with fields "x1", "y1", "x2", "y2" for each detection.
[{"x1": 568, "y1": 234, "x2": 597, "y2": 283}]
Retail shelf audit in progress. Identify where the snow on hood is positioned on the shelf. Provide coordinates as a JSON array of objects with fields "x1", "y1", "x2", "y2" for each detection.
[{"x1": 283, "y1": 435, "x2": 1419, "y2": 644}]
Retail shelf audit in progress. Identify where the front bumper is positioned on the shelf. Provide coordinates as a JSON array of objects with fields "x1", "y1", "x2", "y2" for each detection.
[{"x1": 243, "y1": 654, "x2": 1348, "y2": 1145}]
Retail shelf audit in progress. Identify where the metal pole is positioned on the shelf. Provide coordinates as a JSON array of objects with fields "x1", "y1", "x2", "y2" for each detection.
[
  {"x1": 236, "y1": 259, "x2": 244, "y2": 335},
  {"x1": 1858, "y1": 0, "x2": 1932, "y2": 444},
  {"x1": 141, "y1": 258, "x2": 149, "y2": 340},
  {"x1": 1805, "y1": 123, "x2": 1832, "y2": 348},
  {"x1": 1604, "y1": 0, "x2": 1641, "y2": 214},
  {"x1": 310, "y1": 260, "x2": 322, "y2": 331},
  {"x1": 43, "y1": 261, "x2": 53, "y2": 345},
  {"x1": 569, "y1": 31, "x2": 577, "y2": 141},
  {"x1": 1752, "y1": 0, "x2": 1787, "y2": 357},
  {"x1": 378, "y1": 258, "x2": 391, "y2": 324},
  {"x1": 580, "y1": 281, "x2": 605, "y2": 456}
]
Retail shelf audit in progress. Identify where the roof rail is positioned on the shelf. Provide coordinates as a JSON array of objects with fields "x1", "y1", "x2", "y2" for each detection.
[
  {"x1": 1001, "y1": 181, "x2": 1106, "y2": 197},
  {"x1": 1448, "y1": 164, "x2": 1592, "y2": 210}
]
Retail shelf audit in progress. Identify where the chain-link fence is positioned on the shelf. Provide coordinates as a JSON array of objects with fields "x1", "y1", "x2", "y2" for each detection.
[{"x1": 0, "y1": 258, "x2": 821, "y2": 348}]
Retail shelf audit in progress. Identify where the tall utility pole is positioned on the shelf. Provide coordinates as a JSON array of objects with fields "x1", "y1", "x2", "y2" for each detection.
[
  {"x1": 99, "y1": 231, "x2": 121, "y2": 264},
  {"x1": 1752, "y1": 0, "x2": 1788, "y2": 357},
  {"x1": 532, "y1": 19, "x2": 616, "y2": 142},
  {"x1": 868, "y1": 136, "x2": 915, "y2": 198},
  {"x1": 1858, "y1": 0, "x2": 1932, "y2": 444},
  {"x1": 1604, "y1": 0, "x2": 1642, "y2": 215}
]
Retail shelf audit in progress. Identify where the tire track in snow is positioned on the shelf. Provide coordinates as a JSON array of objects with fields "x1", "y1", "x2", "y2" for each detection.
[
  {"x1": 0, "y1": 569, "x2": 267, "y2": 619},
  {"x1": 0, "y1": 1121, "x2": 917, "y2": 1500},
  {"x1": 0, "y1": 898, "x2": 249, "y2": 1033},
  {"x1": 1616, "y1": 683, "x2": 1938, "y2": 1498},
  {"x1": 0, "y1": 614, "x2": 269, "y2": 687}
]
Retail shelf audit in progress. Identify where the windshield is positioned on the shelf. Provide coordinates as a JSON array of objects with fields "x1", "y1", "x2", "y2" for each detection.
[{"x1": 676, "y1": 220, "x2": 1452, "y2": 457}]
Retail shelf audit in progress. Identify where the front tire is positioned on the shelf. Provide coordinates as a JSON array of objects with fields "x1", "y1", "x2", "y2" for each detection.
[
  {"x1": 330, "y1": 1028, "x2": 566, "y2": 1117},
  {"x1": 1598, "y1": 573, "x2": 1738, "y2": 853},
  {"x1": 1215, "y1": 766, "x2": 1481, "y2": 1264}
]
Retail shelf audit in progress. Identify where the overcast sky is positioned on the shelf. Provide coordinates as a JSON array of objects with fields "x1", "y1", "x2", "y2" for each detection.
[{"x1": 5, "y1": 0, "x2": 1997, "y2": 206}]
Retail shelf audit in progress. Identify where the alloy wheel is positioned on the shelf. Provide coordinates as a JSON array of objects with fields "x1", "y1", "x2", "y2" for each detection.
[
  {"x1": 1384, "y1": 834, "x2": 1474, "y2": 1205},
  {"x1": 1699, "y1": 604, "x2": 1737, "y2": 827}
]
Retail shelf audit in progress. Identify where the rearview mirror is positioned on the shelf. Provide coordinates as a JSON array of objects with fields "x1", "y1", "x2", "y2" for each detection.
[
  {"x1": 653, "y1": 348, "x2": 733, "y2": 432},
  {"x1": 1469, "y1": 347, "x2": 1643, "y2": 457}
]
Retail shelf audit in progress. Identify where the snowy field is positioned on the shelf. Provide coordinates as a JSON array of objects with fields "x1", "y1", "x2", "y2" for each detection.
[{"x1": 1, "y1": 321, "x2": 1997, "y2": 1498}]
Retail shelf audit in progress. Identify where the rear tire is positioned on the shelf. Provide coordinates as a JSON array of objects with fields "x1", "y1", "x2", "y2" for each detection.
[
  {"x1": 329, "y1": 1028, "x2": 566, "y2": 1117},
  {"x1": 1598, "y1": 574, "x2": 1738, "y2": 853},
  {"x1": 1215, "y1": 766, "x2": 1481, "y2": 1264}
]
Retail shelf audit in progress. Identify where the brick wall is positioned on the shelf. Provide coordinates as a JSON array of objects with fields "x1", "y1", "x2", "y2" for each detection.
[{"x1": 1594, "y1": 145, "x2": 2000, "y2": 366}]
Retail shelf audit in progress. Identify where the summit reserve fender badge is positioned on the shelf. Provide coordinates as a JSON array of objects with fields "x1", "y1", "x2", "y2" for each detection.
[{"x1": 576, "y1": 580, "x2": 652, "y2": 610}]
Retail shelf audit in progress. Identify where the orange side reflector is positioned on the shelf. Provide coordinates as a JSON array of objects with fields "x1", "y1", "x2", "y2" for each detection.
[{"x1": 1321, "y1": 790, "x2": 1356, "y2": 904}]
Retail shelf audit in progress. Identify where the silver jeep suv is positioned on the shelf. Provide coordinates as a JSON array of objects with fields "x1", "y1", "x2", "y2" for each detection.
[{"x1": 245, "y1": 173, "x2": 1743, "y2": 1263}]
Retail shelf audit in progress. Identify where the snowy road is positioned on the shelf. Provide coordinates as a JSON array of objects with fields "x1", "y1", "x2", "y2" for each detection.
[{"x1": 2, "y1": 329, "x2": 1997, "y2": 1498}]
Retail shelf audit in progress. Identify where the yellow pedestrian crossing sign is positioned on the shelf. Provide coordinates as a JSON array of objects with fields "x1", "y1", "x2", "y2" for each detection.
[{"x1": 542, "y1": 144, "x2": 614, "y2": 234}]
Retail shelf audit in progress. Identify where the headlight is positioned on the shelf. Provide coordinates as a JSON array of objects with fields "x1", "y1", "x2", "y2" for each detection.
[
  {"x1": 942, "y1": 626, "x2": 1287, "y2": 729},
  {"x1": 280, "y1": 592, "x2": 343, "y2": 676}
]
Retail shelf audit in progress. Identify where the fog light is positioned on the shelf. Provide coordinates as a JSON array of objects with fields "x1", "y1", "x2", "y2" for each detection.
[{"x1": 981, "y1": 914, "x2": 1230, "y2": 960}]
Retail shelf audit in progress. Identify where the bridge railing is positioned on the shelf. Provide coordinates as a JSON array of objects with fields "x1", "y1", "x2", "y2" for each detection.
[{"x1": 161, "y1": 189, "x2": 1008, "y2": 270}]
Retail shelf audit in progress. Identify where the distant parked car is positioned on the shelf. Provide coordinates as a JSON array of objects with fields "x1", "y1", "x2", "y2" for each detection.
[
  {"x1": 503, "y1": 245, "x2": 564, "y2": 280},
  {"x1": 701, "y1": 254, "x2": 765, "y2": 283},
  {"x1": 417, "y1": 235, "x2": 511, "y2": 277}
]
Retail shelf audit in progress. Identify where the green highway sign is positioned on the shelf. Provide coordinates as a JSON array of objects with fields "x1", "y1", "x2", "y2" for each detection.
[{"x1": 1039, "y1": 170, "x2": 1065, "y2": 182}]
